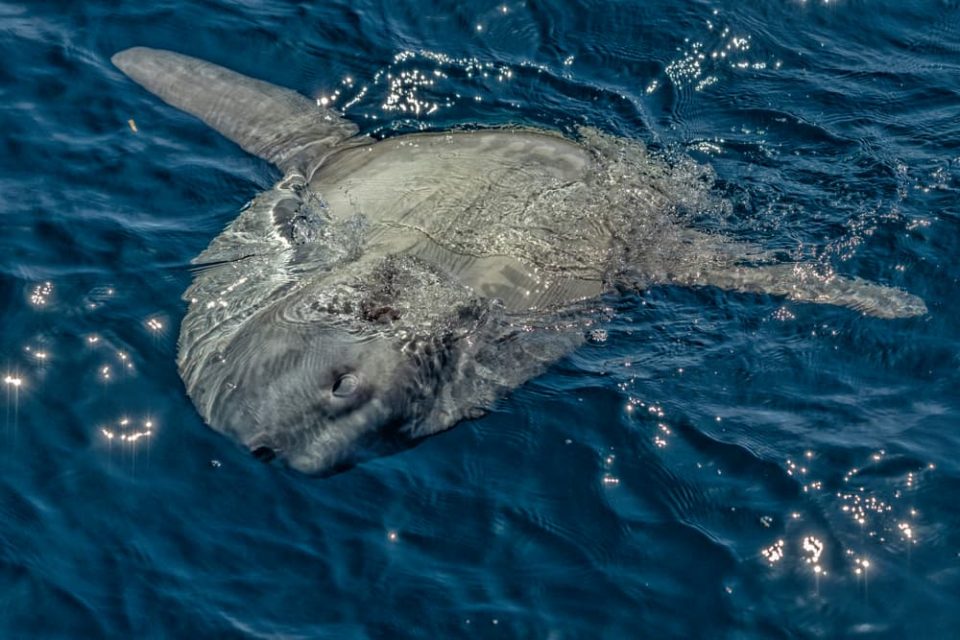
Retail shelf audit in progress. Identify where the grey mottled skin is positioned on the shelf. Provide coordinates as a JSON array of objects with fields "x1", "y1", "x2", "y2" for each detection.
[{"x1": 113, "y1": 47, "x2": 926, "y2": 474}]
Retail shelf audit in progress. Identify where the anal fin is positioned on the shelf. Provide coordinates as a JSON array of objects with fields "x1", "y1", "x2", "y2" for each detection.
[{"x1": 112, "y1": 47, "x2": 360, "y2": 175}]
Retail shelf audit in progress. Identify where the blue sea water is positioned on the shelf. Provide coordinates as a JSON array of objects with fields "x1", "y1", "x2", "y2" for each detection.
[{"x1": 1, "y1": 0, "x2": 959, "y2": 637}]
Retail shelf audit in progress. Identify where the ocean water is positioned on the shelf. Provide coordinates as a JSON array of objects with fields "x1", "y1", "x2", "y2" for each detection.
[{"x1": 1, "y1": 0, "x2": 958, "y2": 637}]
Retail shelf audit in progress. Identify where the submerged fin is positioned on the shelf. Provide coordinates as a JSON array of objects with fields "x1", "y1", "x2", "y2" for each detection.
[
  {"x1": 112, "y1": 47, "x2": 359, "y2": 175},
  {"x1": 689, "y1": 263, "x2": 926, "y2": 319}
]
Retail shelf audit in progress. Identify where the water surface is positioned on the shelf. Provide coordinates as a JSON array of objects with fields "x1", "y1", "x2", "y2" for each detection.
[{"x1": 1, "y1": 0, "x2": 958, "y2": 637}]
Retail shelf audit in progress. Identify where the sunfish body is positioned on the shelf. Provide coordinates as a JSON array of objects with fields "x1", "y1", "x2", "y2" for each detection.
[{"x1": 112, "y1": 47, "x2": 926, "y2": 474}]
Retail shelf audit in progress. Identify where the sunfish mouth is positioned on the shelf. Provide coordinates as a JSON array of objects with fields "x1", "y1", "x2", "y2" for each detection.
[
  {"x1": 251, "y1": 445, "x2": 278, "y2": 463},
  {"x1": 244, "y1": 427, "x2": 297, "y2": 464}
]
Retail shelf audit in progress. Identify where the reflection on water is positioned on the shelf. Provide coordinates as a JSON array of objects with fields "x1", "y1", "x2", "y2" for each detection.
[
  {"x1": 664, "y1": 22, "x2": 776, "y2": 94},
  {"x1": 333, "y1": 47, "x2": 541, "y2": 128},
  {"x1": 99, "y1": 416, "x2": 155, "y2": 444},
  {"x1": 28, "y1": 281, "x2": 53, "y2": 307}
]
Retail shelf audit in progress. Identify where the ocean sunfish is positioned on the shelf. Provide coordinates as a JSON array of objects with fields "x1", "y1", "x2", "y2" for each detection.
[{"x1": 112, "y1": 47, "x2": 926, "y2": 474}]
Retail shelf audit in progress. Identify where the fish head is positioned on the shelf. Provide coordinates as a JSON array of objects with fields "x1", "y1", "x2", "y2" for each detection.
[
  {"x1": 207, "y1": 309, "x2": 431, "y2": 475},
  {"x1": 201, "y1": 257, "x2": 495, "y2": 475}
]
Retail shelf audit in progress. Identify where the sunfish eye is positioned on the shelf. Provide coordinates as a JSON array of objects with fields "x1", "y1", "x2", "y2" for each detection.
[{"x1": 332, "y1": 373, "x2": 359, "y2": 397}]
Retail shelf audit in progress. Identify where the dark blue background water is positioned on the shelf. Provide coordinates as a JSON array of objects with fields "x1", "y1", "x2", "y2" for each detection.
[{"x1": 1, "y1": 0, "x2": 958, "y2": 637}]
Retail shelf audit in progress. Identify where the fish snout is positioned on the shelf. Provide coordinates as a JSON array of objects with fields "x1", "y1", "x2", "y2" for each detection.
[
  {"x1": 246, "y1": 431, "x2": 287, "y2": 463},
  {"x1": 251, "y1": 445, "x2": 278, "y2": 463}
]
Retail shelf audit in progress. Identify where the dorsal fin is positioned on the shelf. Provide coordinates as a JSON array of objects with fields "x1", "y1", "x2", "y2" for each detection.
[
  {"x1": 690, "y1": 263, "x2": 927, "y2": 318},
  {"x1": 112, "y1": 47, "x2": 359, "y2": 176}
]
